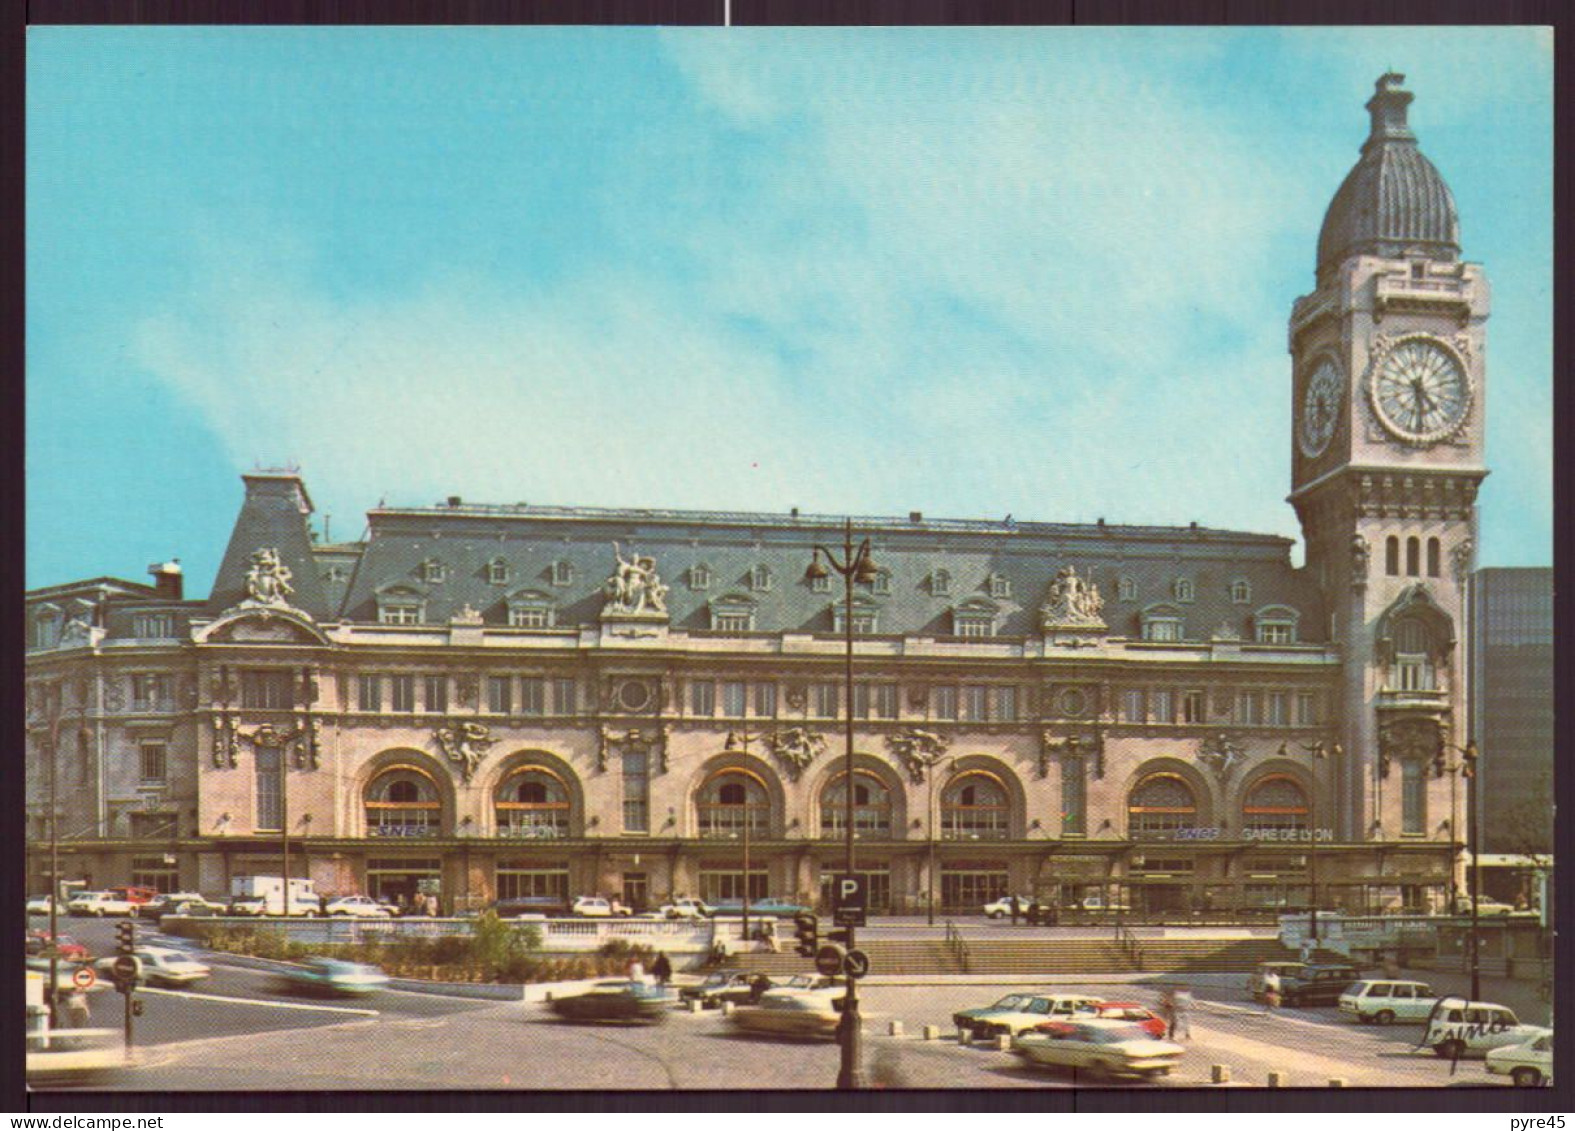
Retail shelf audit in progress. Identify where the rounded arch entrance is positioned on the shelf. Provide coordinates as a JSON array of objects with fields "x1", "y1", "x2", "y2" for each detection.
[
  {"x1": 687, "y1": 753, "x2": 786, "y2": 839},
  {"x1": 939, "y1": 756, "x2": 1026, "y2": 840},
  {"x1": 356, "y1": 749, "x2": 455, "y2": 839},
  {"x1": 808, "y1": 754, "x2": 908, "y2": 840},
  {"x1": 484, "y1": 750, "x2": 586, "y2": 839},
  {"x1": 1123, "y1": 759, "x2": 1214, "y2": 840}
]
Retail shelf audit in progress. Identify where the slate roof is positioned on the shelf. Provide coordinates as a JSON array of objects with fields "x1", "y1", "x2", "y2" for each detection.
[{"x1": 1318, "y1": 73, "x2": 1460, "y2": 274}]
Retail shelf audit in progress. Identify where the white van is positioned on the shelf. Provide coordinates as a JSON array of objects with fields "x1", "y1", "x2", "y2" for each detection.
[
  {"x1": 1338, "y1": 980, "x2": 1437, "y2": 1024},
  {"x1": 1423, "y1": 998, "x2": 1549, "y2": 1060}
]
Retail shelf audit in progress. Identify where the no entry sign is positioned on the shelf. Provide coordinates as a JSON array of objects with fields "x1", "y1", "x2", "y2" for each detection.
[{"x1": 71, "y1": 966, "x2": 96, "y2": 990}]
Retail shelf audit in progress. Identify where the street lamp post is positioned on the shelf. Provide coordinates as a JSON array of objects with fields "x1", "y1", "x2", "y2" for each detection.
[
  {"x1": 43, "y1": 685, "x2": 72, "y2": 1021},
  {"x1": 1442, "y1": 740, "x2": 1482, "y2": 999},
  {"x1": 724, "y1": 726, "x2": 755, "y2": 948},
  {"x1": 1280, "y1": 739, "x2": 1342, "y2": 945},
  {"x1": 924, "y1": 754, "x2": 953, "y2": 927},
  {"x1": 805, "y1": 519, "x2": 877, "y2": 1091}
]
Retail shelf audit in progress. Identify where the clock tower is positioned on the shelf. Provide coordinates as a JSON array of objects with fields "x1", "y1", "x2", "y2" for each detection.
[{"x1": 1287, "y1": 74, "x2": 1489, "y2": 850}]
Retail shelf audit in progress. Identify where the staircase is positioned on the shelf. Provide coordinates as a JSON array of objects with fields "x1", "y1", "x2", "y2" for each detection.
[{"x1": 724, "y1": 934, "x2": 1296, "y2": 977}]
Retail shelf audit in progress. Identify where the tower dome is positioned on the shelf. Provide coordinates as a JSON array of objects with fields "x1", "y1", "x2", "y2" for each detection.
[{"x1": 1316, "y1": 73, "x2": 1460, "y2": 275}]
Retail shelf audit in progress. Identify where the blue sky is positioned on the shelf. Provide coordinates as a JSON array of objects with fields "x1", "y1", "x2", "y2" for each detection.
[{"x1": 27, "y1": 27, "x2": 1553, "y2": 594}]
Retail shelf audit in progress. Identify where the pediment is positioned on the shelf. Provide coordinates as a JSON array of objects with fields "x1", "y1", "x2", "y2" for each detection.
[{"x1": 196, "y1": 607, "x2": 329, "y2": 646}]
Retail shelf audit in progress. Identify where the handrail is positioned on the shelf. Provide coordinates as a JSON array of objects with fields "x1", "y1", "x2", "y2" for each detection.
[
  {"x1": 943, "y1": 919, "x2": 971, "y2": 973},
  {"x1": 1114, "y1": 921, "x2": 1143, "y2": 968}
]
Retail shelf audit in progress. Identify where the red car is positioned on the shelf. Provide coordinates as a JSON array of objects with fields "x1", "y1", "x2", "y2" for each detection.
[
  {"x1": 1093, "y1": 1001, "x2": 1168, "y2": 1038},
  {"x1": 26, "y1": 931, "x2": 89, "y2": 961}
]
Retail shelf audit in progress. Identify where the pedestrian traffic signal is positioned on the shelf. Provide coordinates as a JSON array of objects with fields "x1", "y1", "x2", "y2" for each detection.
[
  {"x1": 115, "y1": 920, "x2": 136, "y2": 956},
  {"x1": 793, "y1": 912, "x2": 819, "y2": 958}
]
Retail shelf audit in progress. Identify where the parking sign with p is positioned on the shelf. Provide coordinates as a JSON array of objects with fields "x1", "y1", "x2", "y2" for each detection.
[{"x1": 832, "y1": 873, "x2": 867, "y2": 927}]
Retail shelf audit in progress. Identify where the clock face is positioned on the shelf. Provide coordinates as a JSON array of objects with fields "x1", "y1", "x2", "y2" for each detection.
[
  {"x1": 1298, "y1": 358, "x2": 1343, "y2": 458},
  {"x1": 1370, "y1": 336, "x2": 1472, "y2": 445}
]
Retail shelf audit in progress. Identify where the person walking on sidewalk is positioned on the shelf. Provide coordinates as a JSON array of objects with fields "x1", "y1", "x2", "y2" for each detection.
[
  {"x1": 1171, "y1": 986, "x2": 1194, "y2": 1039},
  {"x1": 1262, "y1": 968, "x2": 1282, "y2": 1012}
]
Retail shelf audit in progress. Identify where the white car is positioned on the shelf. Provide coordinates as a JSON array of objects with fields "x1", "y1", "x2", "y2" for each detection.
[
  {"x1": 570, "y1": 896, "x2": 629, "y2": 918},
  {"x1": 1338, "y1": 980, "x2": 1438, "y2": 1024},
  {"x1": 729, "y1": 986, "x2": 843, "y2": 1039},
  {"x1": 656, "y1": 898, "x2": 713, "y2": 920},
  {"x1": 953, "y1": 993, "x2": 1105, "y2": 1039},
  {"x1": 26, "y1": 895, "x2": 53, "y2": 916},
  {"x1": 1424, "y1": 998, "x2": 1550, "y2": 1060},
  {"x1": 982, "y1": 896, "x2": 1035, "y2": 919},
  {"x1": 1012, "y1": 1019, "x2": 1185, "y2": 1079},
  {"x1": 323, "y1": 895, "x2": 393, "y2": 919},
  {"x1": 1485, "y1": 1032, "x2": 1553, "y2": 1087},
  {"x1": 1081, "y1": 895, "x2": 1132, "y2": 913},
  {"x1": 66, "y1": 892, "x2": 138, "y2": 918},
  {"x1": 94, "y1": 946, "x2": 211, "y2": 987},
  {"x1": 1452, "y1": 896, "x2": 1521, "y2": 917}
]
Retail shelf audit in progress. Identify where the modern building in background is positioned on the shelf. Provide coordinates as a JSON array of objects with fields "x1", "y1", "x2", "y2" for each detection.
[
  {"x1": 1469, "y1": 567, "x2": 1553, "y2": 862},
  {"x1": 25, "y1": 75, "x2": 1502, "y2": 919}
]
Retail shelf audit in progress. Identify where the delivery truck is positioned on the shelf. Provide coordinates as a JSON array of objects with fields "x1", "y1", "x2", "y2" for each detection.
[{"x1": 230, "y1": 875, "x2": 320, "y2": 916}]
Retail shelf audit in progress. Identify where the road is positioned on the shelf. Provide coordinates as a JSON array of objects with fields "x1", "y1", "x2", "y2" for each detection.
[{"x1": 33, "y1": 913, "x2": 1525, "y2": 1092}]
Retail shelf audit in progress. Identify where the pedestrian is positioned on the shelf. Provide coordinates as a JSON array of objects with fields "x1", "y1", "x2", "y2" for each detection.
[
  {"x1": 1172, "y1": 986, "x2": 1194, "y2": 1039},
  {"x1": 1009, "y1": 894, "x2": 1021, "y2": 925},
  {"x1": 1026, "y1": 900, "x2": 1041, "y2": 927},
  {"x1": 1262, "y1": 967, "x2": 1282, "y2": 1012},
  {"x1": 651, "y1": 951, "x2": 672, "y2": 986},
  {"x1": 426, "y1": 893, "x2": 440, "y2": 917},
  {"x1": 761, "y1": 918, "x2": 779, "y2": 953},
  {"x1": 1158, "y1": 987, "x2": 1177, "y2": 1038},
  {"x1": 63, "y1": 986, "x2": 90, "y2": 1030},
  {"x1": 750, "y1": 972, "x2": 772, "y2": 1002}
]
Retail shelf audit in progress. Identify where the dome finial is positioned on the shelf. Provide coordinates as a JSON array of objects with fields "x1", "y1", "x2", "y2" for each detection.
[{"x1": 1365, "y1": 71, "x2": 1415, "y2": 147}]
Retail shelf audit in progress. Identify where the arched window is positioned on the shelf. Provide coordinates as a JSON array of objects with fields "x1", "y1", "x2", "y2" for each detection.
[
  {"x1": 1127, "y1": 773, "x2": 1197, "y2": 840},
  {"x1": 941, "y1": 771, "x2": 1010, "y2": 840},
  {"x1": 365, "y1": 767, "x2": 442, "y2": 838},
  {"x1": 696, "y1": 769, "x2": 770, "y2": 838},
  {"x1": 1426, "y1": 537, "x2": 1441, "y2": 578},
  {"x1": 1242, "y1": 774, "x2": 1309, "y2": 835},
  {"x1": 1392, "y1": 617, "x2": 1436, "y2": 691},
  {"x1": 1386, "y1": 536, "x2": 1400, "y2": 576},
  {"x1": 821, "y1": 771, "x2": 893, "y2": 838},
  {"x1": 495, "y1": 767, "x2": 571, "y2": 839},
  {"x1": 1406, "y1": 536, "x2": 1420, "y2": 577}
]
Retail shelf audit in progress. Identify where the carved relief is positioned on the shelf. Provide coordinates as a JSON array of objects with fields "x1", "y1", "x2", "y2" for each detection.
[
  {"x1": 243, "y1": 547, "x2": 295, "y2": 608},
  {"x1": 211, "y1": 712, "x2": 240, "y2": 768},
  {"x1": 885, "y1": 729, "x2": 950, "y2": 784},
  {"x1": 243, "y1": 721, "x2": 319, "y2": 772},
  {"x1": 455, "y1": 673, "x2": 480, "y2": 709},
  {"x1": 598, "y1": 725, "x2": 669, "y2": 775},
  {"x1": 452, "y1": 603, "x2": 484, "y2": 626},
  {"x1": 603, "y1": 543, "x2": 669, "y2": 617},
  {"x1": 767, "y1": 727, "x2": 826, "y2": 782},
  {"x1": 1039, "y1": 566, "x2": 1107, "y2": 630},
  {"x1": 1197, "y1": 732, "x2": 1247, "y2": 785},
  {"x1": 1350, "y1": 534, "x2": 1370, "y2": 590},
  {"x1": 1378, "y1": 717, "x2": 1442, "y2": 780},
  {"x1": 434, "y1": 720, "x2": 495, "y2": 783},
  {"x1": 1038, "y1": 730, "x2": 1104, "y2": 780},
  {"x1": 1450, "y1": 537, "x2": 1474, "y2": 583},
  {"x1": 784, "y1": 684, "x2": 807, "y2": 712}
]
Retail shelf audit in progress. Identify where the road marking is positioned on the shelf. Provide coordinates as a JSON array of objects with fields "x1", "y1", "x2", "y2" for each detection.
[{"x1": 137, "y1": 986, "x2": 379, "y2": 1016}]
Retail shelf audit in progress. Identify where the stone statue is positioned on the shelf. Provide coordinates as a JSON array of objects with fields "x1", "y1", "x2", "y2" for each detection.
[
  {"x1": 886, "y1": 729, "x2": 950, "y2": 784},
  {"x1": 1197, "y1": 732, "x2": 1245, "y2": 784},
  {"x1": 435, "y1": 720, "x2": 495, "y2": 783},
  {"x1": 1350, "y1": 534, "x2": 1370, "y2": 588},
  {"x1": 768, "y1": 727, "x2": 826, "y2": 782},
  {"x1": 244, "y1": 547, "x2": 295, "y2": 607},
  {"x1": 1450, "y1": 537, "x2": 1475, "y2": 582},
  {"x1": 605, "y1": 543, "x2": 669, "y2": 616},
  {"x1": 1041, "y1": 565, "x2": 1106, "y2": 629}
]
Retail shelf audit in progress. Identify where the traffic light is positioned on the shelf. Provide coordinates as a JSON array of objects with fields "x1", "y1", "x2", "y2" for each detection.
[
  {"x1": 793, "y1": 912, "x2": 819, "y2": 958},
  {"x1": 116, "y1": 919, "x2": 136, "y2": 956}
]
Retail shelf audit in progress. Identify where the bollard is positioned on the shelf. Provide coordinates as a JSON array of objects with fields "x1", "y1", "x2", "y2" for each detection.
[
  {"x1": 1211, "y1": 1064, "x2": 1231, "y2": 1084},
  {"x1": 721, "y1": 1001, "x2": 736, "y2": 1016},
  {"x1": 922, "y1": 1025, "x2": 941, "y2": 1040},
  {"x1": 1267, "y1": 1071, "x2": 1286, "y2": 1087},
  {"x1": 995, "y1": 1035, "x2": 1012, "y2": 1052},
  {"x1": 543, "y1": 991, "x2": 553, "y2": 1003},
  {"x1": 688, "y1": 999, "x2": 704, "y2": 1014},
  {"x1": 1329, "y1": 1078, "x2": 1347, "y2": 1088},
  {"x1": 957, "y1": 1028, "x2": 972, "y2": 1045},
  {"x1": 888, "y1": 1021, "x2": 905, "y2": 1037}
]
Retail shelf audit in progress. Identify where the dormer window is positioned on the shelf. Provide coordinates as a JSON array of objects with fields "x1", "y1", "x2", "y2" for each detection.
[
  {"x1": 1173, "y1": 578, "x2": 1195, "y2": 603},
  {"x1": 551, "y1": 561, "x2": 573, "y2": 587},
  {"x1": 952, "y1": 598, "x2": 999, "y2": 639},
  {"x1": 1230, "y1": 580, "x2": 1251, "y2": 604},
  {"x1": 989, "y1": 573, "x2": 1011, "y2": 599},
  {"x1": 689, "y1": 564, "x2": 712, "y2": 591},
  {"x1": 324, "y1": 564, "x2": 349, "y2": 583},
  {"x1": 1117, "y1": 577, "x2": 1135, "y2": 602},
  {"x1": 32, "y1": 606, "x2": 62, "y2": 649},
  {"x1": 376, "y1": 586, "x2": 426, "y2": 626},
  {"x1": 710, "y1": 594, "x2": 757, "y2": 633},
  {"x1": 487, "y1": 558, "x2": 509, "y2": 585},
  {"x1": 750, "y1": 564, "x2": 774, "y2": 592},
  {"x1": 420, "y1": 559, "x2": 447, "y2": 584},
  {"x1": 870, "y1": 569, "x2": 891, "y2": 595},
  {"x1": 506, "y1": 590, "x2": 557, "y2": 629},
  {"x1": 833, "y1": 597, "x2": 878, "y2": 635},
  {"x1": 1253, "y1": 605, "x2": 1300, "y2": 645},
  {"x1": 930, "y1": 569, "x2": 951, "y2": 596},
  {"x1": 133, "y1": 613, "x2": 174, "y2": 639},
  {"x1": 810, "y1": 572, "x2": 831, "y2": 593},
  {"x1": 1140, "y1": 604, "x2": 1184, "y2": 643}
]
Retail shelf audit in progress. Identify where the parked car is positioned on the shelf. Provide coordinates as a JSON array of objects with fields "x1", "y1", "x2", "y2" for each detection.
[
  {"x1": 656, "y1": 897, "x2": 714, "y2": 920},
  {"x1": 26, "y1": 931, "x2": 89, "y2": 961},
  {"x1": 139, "y1": 892, "x2": 216, "y2": 919},
  {"x1": 228, "y1": 895, "x2": 267, "y2": 917},
  {"x1": 710, "y1": 897, "x2": 812, "y2": 917},
  {"x1": 491, "y1": 896, "x2": 568, "y2": 919},
  {"x1": 278, "y1": 958, "x2": 390, "y2": 997},
  {"x1": 774, "y1": 973, "x2": 840, "y2": 994},
  {"x1": 1338, "y1": 980, "x2": 1438, "y2": 1025},
  {"x1": 678, "y1": 971, "x2": 775, "y2": 1009},
  {"x1": 1090, "y1": 1001, "x2": 1168, "y2": 1038},
  {"x1": 1279, "y1": 963, "x2": 1364, "y2": 1006},
  {"x1": 105, "y1": 885, "x2": 159, "y2": 907},
  {"x1": 66, "y1": 892, "x2": 138, "y2": 918},
  {"x1": 1424, "y1": 998, "x2": 1549, "y2": 1060},
  {"x1": 1485, "y1": 1032, "x2": 1553, "y2": 1087},
  {"x1": 1080, "y1": 895, "x2": 1132, "y2": 913},
  {"x1": 1249, "y1": 961, "x2": 1307, "y2": 1001},
  {"x1": 323, "y1": 895, "x2": 394, "y2": 919},
  {"x1": 1012, "y1": 1019, "x2": 1185, "y2": 1079},
  {"x1": 1452, "y1": 895, "x2": 1521, "y2": 917},
  {"x1": 549, "y1": 979, "x2": 671, "y2": 1024},
  {"x1": 570, "y1": 896, "x2": 630, "y2": 918},
  {"x1": 982, "y1": 895, "x2": 1035, "y2": 919},
  {"x1": 166, "y1": 895, "x2": 228, "y2": 917},
  {"x1": 26, "y1": 895, "x2": 53, "y2": 916},
  {"x1": 94, "y1": 946, "x2": 211, "y2": 988},
  {"x1": 953, "y1": 993, "x2": 1104, "y2": 1039},
  {"x1": 729, "y1": 986, "x2": 842, "y2": 1039}
]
